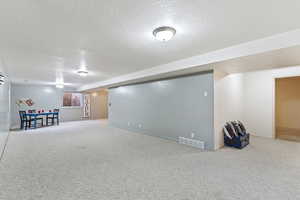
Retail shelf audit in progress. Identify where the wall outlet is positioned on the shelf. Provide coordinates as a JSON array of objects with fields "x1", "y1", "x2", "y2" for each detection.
[
  {"x1": 191, "y1": 132, "x2": 195, "y2": 138},
  {"x1": 127, "y1": 122, "x2": 130, "y2": 126},
  {"x1": 204, "y1": 91, "x2": 208, "y2": 97},
  {"x1": 138, "y1": 124, "x2": 142, "y2": 128}
]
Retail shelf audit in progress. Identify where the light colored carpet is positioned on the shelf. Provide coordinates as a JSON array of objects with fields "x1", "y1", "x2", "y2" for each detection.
[{"x1": 0, "y1": 120, "x2": 300, "y2": 200}]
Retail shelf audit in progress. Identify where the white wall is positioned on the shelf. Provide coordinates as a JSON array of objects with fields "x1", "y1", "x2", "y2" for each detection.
[
  {"x1": 242, "y1": 66, "x2": 300, "y2": 139},
  {"x1": 242, "y1": 71, "x2": 274, "y2": 138},
  {"x1": 214, "y1": 65, "x2": 300, "y2": 147},
  {"x1": 10, "y1": 84, "x2": 83, "y2": 129},
  {"x1": 214, "y1": 70, "x2": 244, "y2": 149}
]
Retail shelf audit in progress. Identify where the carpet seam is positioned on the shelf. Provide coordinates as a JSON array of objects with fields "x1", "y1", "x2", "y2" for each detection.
[{"x1": 0, "y1": 132, "x2": 10, "y2": 164}]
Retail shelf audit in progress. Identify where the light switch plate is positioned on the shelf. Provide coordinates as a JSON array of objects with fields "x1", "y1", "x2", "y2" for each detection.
[{"x1": 191, "y1": 132, "x2": 195, "y2": 138}]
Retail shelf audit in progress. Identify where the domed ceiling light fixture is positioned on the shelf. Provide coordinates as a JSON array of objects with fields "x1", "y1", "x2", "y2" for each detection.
[
  {"x1": 77, "y1": 69, "x2": 89, "y2": 77},
  {"x1": 153, "y1": 26, "x2": 176, "y2": 42}
]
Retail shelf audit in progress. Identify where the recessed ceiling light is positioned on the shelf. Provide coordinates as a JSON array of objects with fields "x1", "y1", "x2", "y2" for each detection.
[
  {"x1": 77, "y1": 69, "x2": 89, "y2": 77},
  {"x1": 153, "y1": 26, "x2": 176, "y2": 42}
]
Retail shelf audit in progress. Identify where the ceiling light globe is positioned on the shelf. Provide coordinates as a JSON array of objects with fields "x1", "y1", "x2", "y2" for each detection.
[
  {"x1": 77, "y1": 70, "x2": 89, "y2": 77},
  {"x1": 153, "y1": 26, "x2": 176, "y2": 42}
]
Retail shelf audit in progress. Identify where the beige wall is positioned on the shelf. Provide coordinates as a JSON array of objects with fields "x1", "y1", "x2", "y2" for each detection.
[
  {"x1": 214, "y1": 70, "x2": 244, "y2": 149},
  {"x1": 90, "y1": 90, "x2": 108, "y2": 119},
  {"x1": 276, "y1": 76, "x2": 300, "y2": 130}
]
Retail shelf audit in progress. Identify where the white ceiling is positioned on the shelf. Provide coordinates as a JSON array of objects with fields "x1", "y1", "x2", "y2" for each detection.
[
  {"x1": 1, "y1": 0, "x2": 300, "y2": 87},
  {"x1": 82, "y1": 45, "x2": 300, "y2": 91}
]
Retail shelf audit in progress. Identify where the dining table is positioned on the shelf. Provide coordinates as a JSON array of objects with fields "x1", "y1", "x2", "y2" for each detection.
[{"x1": 25, "y1": 112, "x2": 59, "y2": 129}]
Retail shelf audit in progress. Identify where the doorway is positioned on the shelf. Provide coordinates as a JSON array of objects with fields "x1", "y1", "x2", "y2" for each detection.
[
  {"x1": 275, "y1": 76, "x2": 300, "y2": 142},
  {"x1": 89, "y1": 89, "x2": 108, "y2": 120}
]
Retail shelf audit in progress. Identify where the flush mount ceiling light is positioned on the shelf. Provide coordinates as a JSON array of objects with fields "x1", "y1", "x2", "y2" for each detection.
[
  {"x1": 77, "y1": 69, "x2": 89, "y2": 77},
  {"x1": 153, "y1": 26, "x2": 176, "y2": 42}
]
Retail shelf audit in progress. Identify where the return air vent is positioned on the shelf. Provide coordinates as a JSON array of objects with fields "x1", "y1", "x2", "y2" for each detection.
[{"x1": 178, "y1": 137, "x2": 205, "y2": 150}]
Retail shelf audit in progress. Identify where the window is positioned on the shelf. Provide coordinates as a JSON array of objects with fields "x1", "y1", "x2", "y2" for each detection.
[{"x1": 63, "y1": 93, "x2": 83, "y2": 107}]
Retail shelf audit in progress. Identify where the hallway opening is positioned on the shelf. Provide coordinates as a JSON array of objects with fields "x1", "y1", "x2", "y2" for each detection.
[{"x1": 275, "y1": 76, "x2": 300, "y2": 142}]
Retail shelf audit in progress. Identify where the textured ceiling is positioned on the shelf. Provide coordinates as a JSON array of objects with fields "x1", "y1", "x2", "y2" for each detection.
[{"x1": 0, "y1": 0, "x2": 300, "y2": 86}]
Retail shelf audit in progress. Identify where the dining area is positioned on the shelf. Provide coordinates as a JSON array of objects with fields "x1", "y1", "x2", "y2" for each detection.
[
  {"x1": 19, "y1": 109, "x2": 60, "y2": 130},
  {"x1": 10, "y1": 85, "x2": 84, "y2": 131}
]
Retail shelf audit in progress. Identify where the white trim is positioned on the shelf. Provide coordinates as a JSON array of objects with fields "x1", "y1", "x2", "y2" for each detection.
[{"x1": 78, "y1": 29, "x2": 300, "y2": 91}]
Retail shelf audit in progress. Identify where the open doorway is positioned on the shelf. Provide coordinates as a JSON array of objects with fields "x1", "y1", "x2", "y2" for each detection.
[
  {"x1": 89, "y1": 89, "x2": 108, "y2": 120},
  {"x1": 275, "y1": 76, "x2": 300, "y2": 142}
]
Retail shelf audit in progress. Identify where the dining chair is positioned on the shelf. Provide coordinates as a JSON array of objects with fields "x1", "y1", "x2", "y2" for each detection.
[
  {"x1": 53, "y1": 109, "x2": 60, "y2": 125},
  {"x1": 19, "y1": 111, "x2": 30, "y2": 130},
  {"x1": 28, "y1": 109, "x2": 44, "y2": 127},
  {"x1": 46, "y1": 109, "x2": 60, "y2": 126}
]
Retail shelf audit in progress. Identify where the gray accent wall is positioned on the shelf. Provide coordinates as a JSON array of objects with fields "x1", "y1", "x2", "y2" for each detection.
[
  {"x1": 11, "y1": 84, "x2": 83, "y2": 129},
  {"x1": 108, "y1": 72, "x2": 215, "y2": 150}
]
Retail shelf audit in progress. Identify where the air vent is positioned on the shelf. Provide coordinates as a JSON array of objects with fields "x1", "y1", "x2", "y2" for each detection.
[{"x1": 178, "y1": 137, "x2": 205, "y2": 150}]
